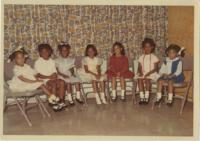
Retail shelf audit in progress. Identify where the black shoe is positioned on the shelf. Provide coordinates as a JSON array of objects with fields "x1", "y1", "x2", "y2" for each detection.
[
  {"x1": 58, "y1": 102, "x2": 68, "y2": 108},
  {"x1": 166, "y1": 100, "x2": 173, "y2": 106},
  {"x1": 69, "y1": 101, "x2": 75, "y2": 106},
  {"x1": 139, "y1": 98, "x2": 145, "y2": 105},
  {"x1": 111, "y1": 96, "x2": 117, "y2": 102},
  {"x1": 52, "y1": 104, "x2": 64, "y2": 112},
  {"x1": 144, "y1": 98, "x2": 149, "y2": 104},
  {"x1": 154, "y1": 98, "x2": 161, "y2": 105},
  {"x1": 48, "y1": 101, "x2": 58, "y2": 106},
  {"x1": 76, "y1": 98, "x2": 84, "y2": 104}
]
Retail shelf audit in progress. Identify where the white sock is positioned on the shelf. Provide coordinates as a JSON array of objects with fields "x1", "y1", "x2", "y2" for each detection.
[
  {"x1": 112, "y1": 90, "x2": 116, "y2": 98},
  {"x1": 76, "y1": 91, "x2": 81, "y2": 99},
  {"x1": 100, "y1": 92, "x2": 107, "y2": 104},
  {"x1": 121, "y1": 90, "x2": 125, "y2": 97},
  {"x1": 145, "y1": 91, "x2": 149, "y2": 99},
  {"x1": 156, "y1": 92, "x2": 162, "y2": 100},
  {"x1": 68, "y1": 93, "x2": 73, "y2": 101},
  {"x1": 95, "y1": 93, "x2": 102, "y2": 104},
  {"x1": 139, "y1": 91, "x2": 144, "y2": 99},
  {"x1": 168, "y1": 93, "x2": 173, "y2": 101}
]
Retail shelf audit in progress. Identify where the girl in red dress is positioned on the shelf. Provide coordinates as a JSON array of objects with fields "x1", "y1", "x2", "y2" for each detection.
[{"x1": 106, "y1": 42, "x2": 134, "y2": 101}]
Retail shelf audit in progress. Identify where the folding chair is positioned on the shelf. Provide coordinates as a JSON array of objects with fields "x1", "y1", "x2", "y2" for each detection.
[
  {"x1": 151, "y1": 56, "x2": 193, "y2": 115},
  {"x1": 4, "y1": 59, "x2": 51, "y2": 127},
  {"x1": 80, "y1": 59, "x2": 110, "y2": 105},
  {"x1": 106, "y1": 57, "x2": 135, "y2": 103},
  {"x1": 4, "y1": 82, "x2": 51, "y2": 127}
]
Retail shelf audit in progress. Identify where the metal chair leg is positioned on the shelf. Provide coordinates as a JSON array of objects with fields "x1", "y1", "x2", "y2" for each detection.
[
  {"x1": 14, "y1": 97, "x2": 32, "y2": 127},
  {"x1": 132, "y1": 80, "x2": 137, "y2": 105},
  {"x1": 35, "y1": 96, "x2": 46, "y2": 118},
  {"x1": 3, "y1": 95, "x2": 8, "y2": 113},
  {"x1": 36, "y1": 95, "x2": 51, "y2": 118},
  {"x1": 81, "y1": 84, "x2": 88, "y2": 107}
]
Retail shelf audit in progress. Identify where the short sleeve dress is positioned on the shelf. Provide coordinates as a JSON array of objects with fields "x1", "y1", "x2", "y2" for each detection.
[
  {"x1": 106, "y1": 55, "x2": 134, "y2": 78},
  {"x1": 55, "y1": 57, "x2": 81, "y2": 83},
  {"x1": 7, "y1": 64, "x2": 43, "y2": 92},
  {"x1": 34, "y1": 57, "x2": 57, "y2": 83},
  {"x1": 138, "y1": 53, "x2": 160, "y2": 80},
  {"x1": 77, "y1": 56, "x2": 106, "y2": 82}
]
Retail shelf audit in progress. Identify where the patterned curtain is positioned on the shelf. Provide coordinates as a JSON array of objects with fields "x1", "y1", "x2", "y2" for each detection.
[{"x1": 4, "y1": 5, "x2": 168, "y2": 60}]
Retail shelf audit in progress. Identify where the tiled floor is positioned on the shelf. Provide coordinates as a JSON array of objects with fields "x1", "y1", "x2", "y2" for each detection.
[{"x1": 3, "y1": 96, "x2": 193, "y2": 136}]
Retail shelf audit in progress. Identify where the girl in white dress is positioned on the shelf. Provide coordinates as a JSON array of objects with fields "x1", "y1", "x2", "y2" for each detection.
[
  {"x1": 34, "y1": 44, "x2": 67, "y2": 111},
  {"x1": 137, "y1": 38, "x2": 160, "y2": 104},
  {"x1": 77, "y1": 44, "x2": 107, "y2": 105},
  {"x1": 7, "y1": 47, "x2": 59, "y2": 108},
  {"x1": 56, "y1": 43, "x2": 83, "y2": 105}
]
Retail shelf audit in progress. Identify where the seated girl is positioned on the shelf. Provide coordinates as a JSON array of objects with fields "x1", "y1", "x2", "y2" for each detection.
[
  {"x1": 77, "y1": 44, "x2": 107, "y2": 105},
  {"x1": 156, "y1": 44, "x2": 185, "y2": 105},
  {"x1": 7, "y1": 47, "x2": 60, "y2": 111},
  {"x1": 137, "y1": 38, "x2": 160, "y2": 104},
  {"x1": 34, "y1": 43, "x2": 66, "y2": 111},
  {"x1": 106, "y1": 42, "x2": 134, "y2": 101},
  {"x1": 56, "y1": 43, "x2": 83, "y2": 106}
]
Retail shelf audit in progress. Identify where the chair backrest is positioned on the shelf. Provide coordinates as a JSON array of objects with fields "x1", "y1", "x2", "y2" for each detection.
[
  {"x1": 74, "y1": 56, "x2": 84, "y2": 69},
  {"x1": 181, "y1": 55, "x2": 193, "y2": 71},
  {"x1": 101, "y1": 59, "x2": 107, "y2": 74}
]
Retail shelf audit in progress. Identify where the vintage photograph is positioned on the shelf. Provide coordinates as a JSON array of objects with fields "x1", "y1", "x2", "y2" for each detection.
[{"x1": 2, "y1": 1, "x2": 196, "y2": 139}]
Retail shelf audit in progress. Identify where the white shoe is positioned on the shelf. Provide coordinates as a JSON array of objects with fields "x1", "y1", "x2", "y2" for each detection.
[
  {"x1": 48, "y1": 95, "x2": 58, "y2": 105},
  {"x1": 100, "y1": 93, "x2": 107, "y2": 104},
  {"x1": 95, "y1": 94, "x2": 102, "y2": 105}
]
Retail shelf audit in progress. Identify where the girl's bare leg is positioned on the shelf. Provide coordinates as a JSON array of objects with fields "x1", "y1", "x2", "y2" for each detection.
[
  {"x1": 120, "y1": 77, "x2": 125, "y2": 90},
  {"x1": 92, "y1": 80, "x2": 98, "y2": 93},
  {"x1": 111, "y1": 77, "x2": 116, "y2": 90},
  {"x1": 66, "y1": 83, "x2": 72, "y2": 93},
  {"x1": 120, "y1": 77, "x2": 126, "y2": 100},
  {"x1": 167, "y1": 80, "x2": 174, "y2": 102},
  {"x1": 75, "y1": 83, "x2": 81, "y2": 91},
  {"x1": 156, "y1": 79, "x2": 164, "y2": 101},
  {"x1": 138, "y1": 79, "x2": 144, "y2": 92},
  {"x1": 145, "y1": 79, "x2": 151, "y2": 92},
  {"x1": 100, "y1": 81, "x2": 105, "y2": 93},
  {"x1": 56, "y1": 79, "x2": 65, "y2": 101},
  {"x1": 40, "y1": 84, "x2": 52, "y2": 96}
]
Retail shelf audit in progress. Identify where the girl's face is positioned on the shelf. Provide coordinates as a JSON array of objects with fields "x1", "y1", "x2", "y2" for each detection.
[
  {"x1": 60, "y1": 47, "x2": 70, "y2": 58},
  {"x1": 168, "y1": 49, "x2": 178, "y2": 60},
  {"x1": 143, "y1": 43, "x2": 153, "y2": 54},
  {"x1": 15, "y1": 52, "x2": 25, "y2": 66},
  {"x1": 87, "y1": 48, "x2": 95, "y2": 58},
  {"x1": 113, "y1": 45, "x2": 122, "y2": 55},
  {"x1": 40, "y1": 48, "x2": 50, "y2": 60}
]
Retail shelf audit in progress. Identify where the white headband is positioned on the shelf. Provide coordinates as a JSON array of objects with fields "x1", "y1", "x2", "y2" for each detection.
[{"x1": 178, "y1": 47, "x2": 185, "y2": 55}]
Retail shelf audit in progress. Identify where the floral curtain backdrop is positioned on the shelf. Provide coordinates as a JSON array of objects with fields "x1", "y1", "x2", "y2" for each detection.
[{"x1": 4, "y1": 5, "x2": 168, "y2": 60}]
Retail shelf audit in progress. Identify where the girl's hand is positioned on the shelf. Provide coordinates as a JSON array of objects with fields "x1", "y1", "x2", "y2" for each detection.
[
  {"x1": 95, "y1": 74, "x2": 101, "y2": 80},
  {"x1": 35, "y1": 79, "x2": 43, "y2": 83},
  {"x1": 144, "y1": 72, "x2": 150, "y2": 78},
  {"x1": 63, "y1": 74, "x2": 69, "y2": 79},
  {"x1": 50, "y1": 73, "x2": 57, "y2": 79},
  {"x1": 139, "y1": 73, "x2": 143, "y2": 77}
]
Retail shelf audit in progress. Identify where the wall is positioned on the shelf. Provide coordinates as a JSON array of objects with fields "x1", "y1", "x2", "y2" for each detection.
[
  {"x1": 167, "y1": 6, "x2": 194, "y2": 99},
  {"x1": 4, "y1": 5, "x2": 167, "y2": 60}
]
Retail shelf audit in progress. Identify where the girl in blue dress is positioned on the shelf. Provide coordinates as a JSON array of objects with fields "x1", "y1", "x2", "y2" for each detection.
[{"x1": 156, "y1": 44, "x2": 185, "y2": 105}]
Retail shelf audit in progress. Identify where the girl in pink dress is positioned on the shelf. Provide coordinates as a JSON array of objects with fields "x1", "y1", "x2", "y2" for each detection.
[{"x1": 106, "y1": 42, "x2": 134, "y2": 101}]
